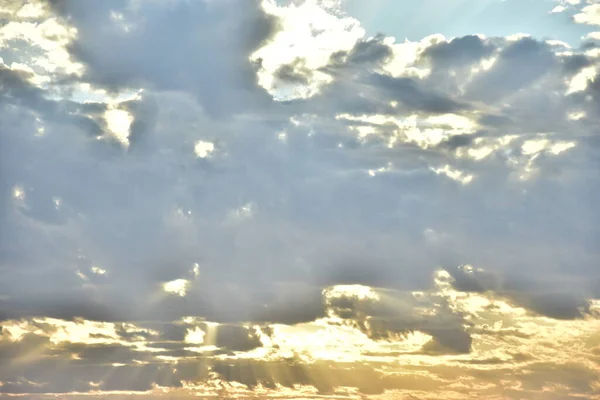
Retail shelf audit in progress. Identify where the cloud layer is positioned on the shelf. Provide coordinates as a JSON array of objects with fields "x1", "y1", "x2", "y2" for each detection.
[{"x1": 1, "y1": 0, "x2": 599, "y2": 398}]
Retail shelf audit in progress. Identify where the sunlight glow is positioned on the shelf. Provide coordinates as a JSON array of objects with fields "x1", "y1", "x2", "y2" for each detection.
[
  {"x1": 185, "y1": 327, "x2": 205, "y2": 344},
  {"x1": 12, "y1": 185, "x2": 25, "y2": 201},
  {"x1": 324, "y1": 284, "x2": 380, "y2": 301},
  {"x1": 337, "y1": 112, "x2": 477, "y2": 149},
  {"x1": 252, "y1": 0, "x2": 364, "y2": 100},
  {"x1": 568, "y1": 111, "x2": 586, "y2": 120},
  {"x1": 192, "y1": 262, "x2": 200, "y2": 278},
  {"x1": 522, "y1": 138, "x2": 576, "y2": 156},
  {"x1": 104, "y1": 108, "x2": 133, "y2": 146},
  {"x1": 194, "y1": 140, "x2": 215, "y2": 158},
  {"x1": 522, "y1": 139, "x2": 550, "y2": 155},
  {"x1": 550, "y1": 141, "x2": 576, "y2": 155},
  {"x1": 91, "y1": 266, "x2": 107, "y2": 275},
  {"x1": 567, "y1": 65, "x2": 596, "y2": 94},
  {"x1": 431, "y1": 165, "x2": 474, "y2": 185},
  {"x1": 162, "y1": 279, "x2": 189, "y2": 297}
]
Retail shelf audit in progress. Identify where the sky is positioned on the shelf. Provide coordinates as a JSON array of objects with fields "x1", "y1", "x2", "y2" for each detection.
[
  {"x1": 344, "y1": 0, "x2": 596, "y2": 45},
  {"x1": 0, "y1": 0, "x2": 599, "y2": 399}
]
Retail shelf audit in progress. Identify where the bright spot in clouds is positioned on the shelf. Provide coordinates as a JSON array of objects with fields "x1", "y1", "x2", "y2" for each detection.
[
  {"x1": 324, "y1": 284, "x2": 380, "y2": 302},
  {"x1": 194, "y1": 140, "x2": 215, "y2": 158},
  {"x1": 550, "y1": 141, "x2": 576, "y2": 154},
  {"x1": 91, "y1": 266, "x2": 107, "y2": 275},
  {"x1": 192, "y1": 262, "x2": 200, "y2": 278},
  {"x1": 104, "y1": 108, "x2": 133, "y2": 145},
  {"x1": 12, "y1": 185, "x2": 25, "y2": 200},
  {"x1": 162, "y1": 279, "x2": 189, "y2": 297},
  {"x1": 431, "y1": 164, "x2": 474, "y2": 185},
  {"x1": 567, "y1": 65, "x2": 596, "y2": 94},
  {"x1": 522, "y1": 139, "x2": 551, "y2": 155},
  {"x1": 185, "y1": 326, "x2": 205, "y2": 344}
]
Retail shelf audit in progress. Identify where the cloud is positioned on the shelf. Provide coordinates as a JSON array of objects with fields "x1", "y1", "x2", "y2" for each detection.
[
  {"x1": 367, "y1": 73, "x2": 470, "y2": 114},
  {"x1": 1, "y1": 0, "x2": 597, "y2": 320},
  {"x1": 1, "y1": 280, "x2": 599, "y2": 397},
  {"x1": 1, "y1": 0, "x2": 600, "y2": 397},
  {"x1": 421, "y1": 34, "x2": 495, "y2": 69},
  {"x1": 574, "y1": 3, "x2": 600, "y2": 26},
  {"x1": 464, "y1": 37, "x2": 557, "y2": 104},
  {"x1": 252, "y1": 0, "x2": 364, "y2": 100},
  {"x1": 45, "y1": 0, "x2": 279, "y2": 118}
]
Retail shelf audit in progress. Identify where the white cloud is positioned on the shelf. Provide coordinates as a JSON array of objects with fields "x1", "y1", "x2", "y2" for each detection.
[
  {"x1": 566, "y1": 65, "x2": 596, "y2": 94},
  {"x1": 585, "y1": 31, "x2": 600, "y2": 40},
  {"x1": 252, "y1": 0, "x2": 364, "y2": 99},
  {"x1": 91, "y1": 266, "x2": 107, "y2": 275},
  {"x1": 104, "y1": 108, "x2": 133, "y2": 146},
  {"x1": 0, "y1": 16, "x2": 83, "y2": 76},
  {"x1": 574, "y1": 3, "x2": 600, "y2": 25},
  {"x1": 15, "y1": 2, "x2": 45, "y2": 18},
  {"x1": 184, "y1": 326, "x2": 206, "y2": 344},
  {"x1": 194, "y1": 140, "x2": 215, "y2": 158},
  {"x1": 12, "y1": 185, "x2": 25, "y2": 201},
  {"x1": 431, "y1": 164, "x2": 474, "y2": 185},
  {"x1": 522, "y1": 137, "x2": 576, "y2": 156},
  {"x1": 162, "y1": 279, "x2": 189, "y2": 297}
]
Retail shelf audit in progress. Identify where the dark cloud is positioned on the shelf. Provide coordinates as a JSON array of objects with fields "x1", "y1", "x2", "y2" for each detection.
[
  {"x1": 0, "y1": 297, "x2": 120, "y2": 322},
  {"x1": 562, "y1": 53, "x2": 593, "y2": 75},
  {"x1": 514, "y1": 292, "x2": 592, "y2": 320},
  {"x1": 47, "y1": 0, "x2": 279, "y2": 118},
  {"x1": 447, "y1": 266, "x2": 596, "y2": 320},
  {"x1": 465, "y1": 37, "x2": 557, "y2": 103},
  {"x1": 273, "y1": 58, "x2": 312, "y2": 85},
  {"x1": 437, "y1": 133, "x2": 475, "y2": 150},
  {"x1": 0, "y1": 66, "x2": 51, "y2": 110},
  {"x1": 55, "y1": 342, "x2": 152, "y2": 364},
  {"x1": 477, "y1": 113, "x2": 513, "y2": 127},
  {"x1": 367, "y1": 73, "x2": 470, "y2": 114},
  {"x1": 0, "y1": 65, "x2": 106, "y2": 140},
  {"x1": 309, "y1": 36, "x2": 470, "y2": 115},
  {"x1": 330, "y1": 34, "x2": 394, "y2": 67},
  {"x1": 422, "y1": 34, "x2": 496, "y2": 68},
  {"x1": 323, "y1": 286, "x2": 473, "y2": 354}
]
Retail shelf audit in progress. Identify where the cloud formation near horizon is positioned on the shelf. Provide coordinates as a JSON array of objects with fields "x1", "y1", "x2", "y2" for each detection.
[{"x1": 1, "y1": 0, "x2": 599, "y2": 398}]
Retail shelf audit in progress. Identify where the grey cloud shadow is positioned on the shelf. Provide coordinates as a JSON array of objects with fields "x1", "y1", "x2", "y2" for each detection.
[
  {"x1": 421, "y1": 35, "x2": 496, "y2": 68},
  {"x1": 465, "y1": 37, "x2": 557, "y2": 104},
  {"x1": 48, "y1": 0, "x2": 279, "y2": 119}
]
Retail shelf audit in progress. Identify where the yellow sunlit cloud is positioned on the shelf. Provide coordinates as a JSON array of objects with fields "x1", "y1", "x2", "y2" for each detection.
[
  {"x1": 252, "y1": 0, "x2": 364, "y2": 100},
  {"x1": 91, "y1": 266, "x2": 107, "y2": 275},
  {"x1": 12, "y1": 185, "x2": 25, "y2": 201},
  {"x1": 162, "y1": 279, "x2": 189, "y2": 297},
  {"x1": 566, "y1": 65, "x2": 596, "y2": 94},
  {"x1": 184, "y1": 327, "x2": 205, "y2": 344},
  {"x1": 336, "y1": 112, "x2": 478, "y2": 149},
  {"x1": 323, "y1": 284, "x2": 380, "y2": 301},
  {"x1": 0, "y1": 15, "x2": 83, "y2": 76},
  {"x1": 431, "y1": 164, "x2": 474, "y2": 185},
  {"x1": 104, "y1": 108, "x2": 133, "y2": 146},
  {"x1": 1, "y1": 273, "x2": 599, "y2": 398}
]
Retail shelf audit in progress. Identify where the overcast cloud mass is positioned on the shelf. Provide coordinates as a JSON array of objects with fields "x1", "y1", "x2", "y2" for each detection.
[{"x1": 1, "y1": 0, "x2": 600, "y2": 398}]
